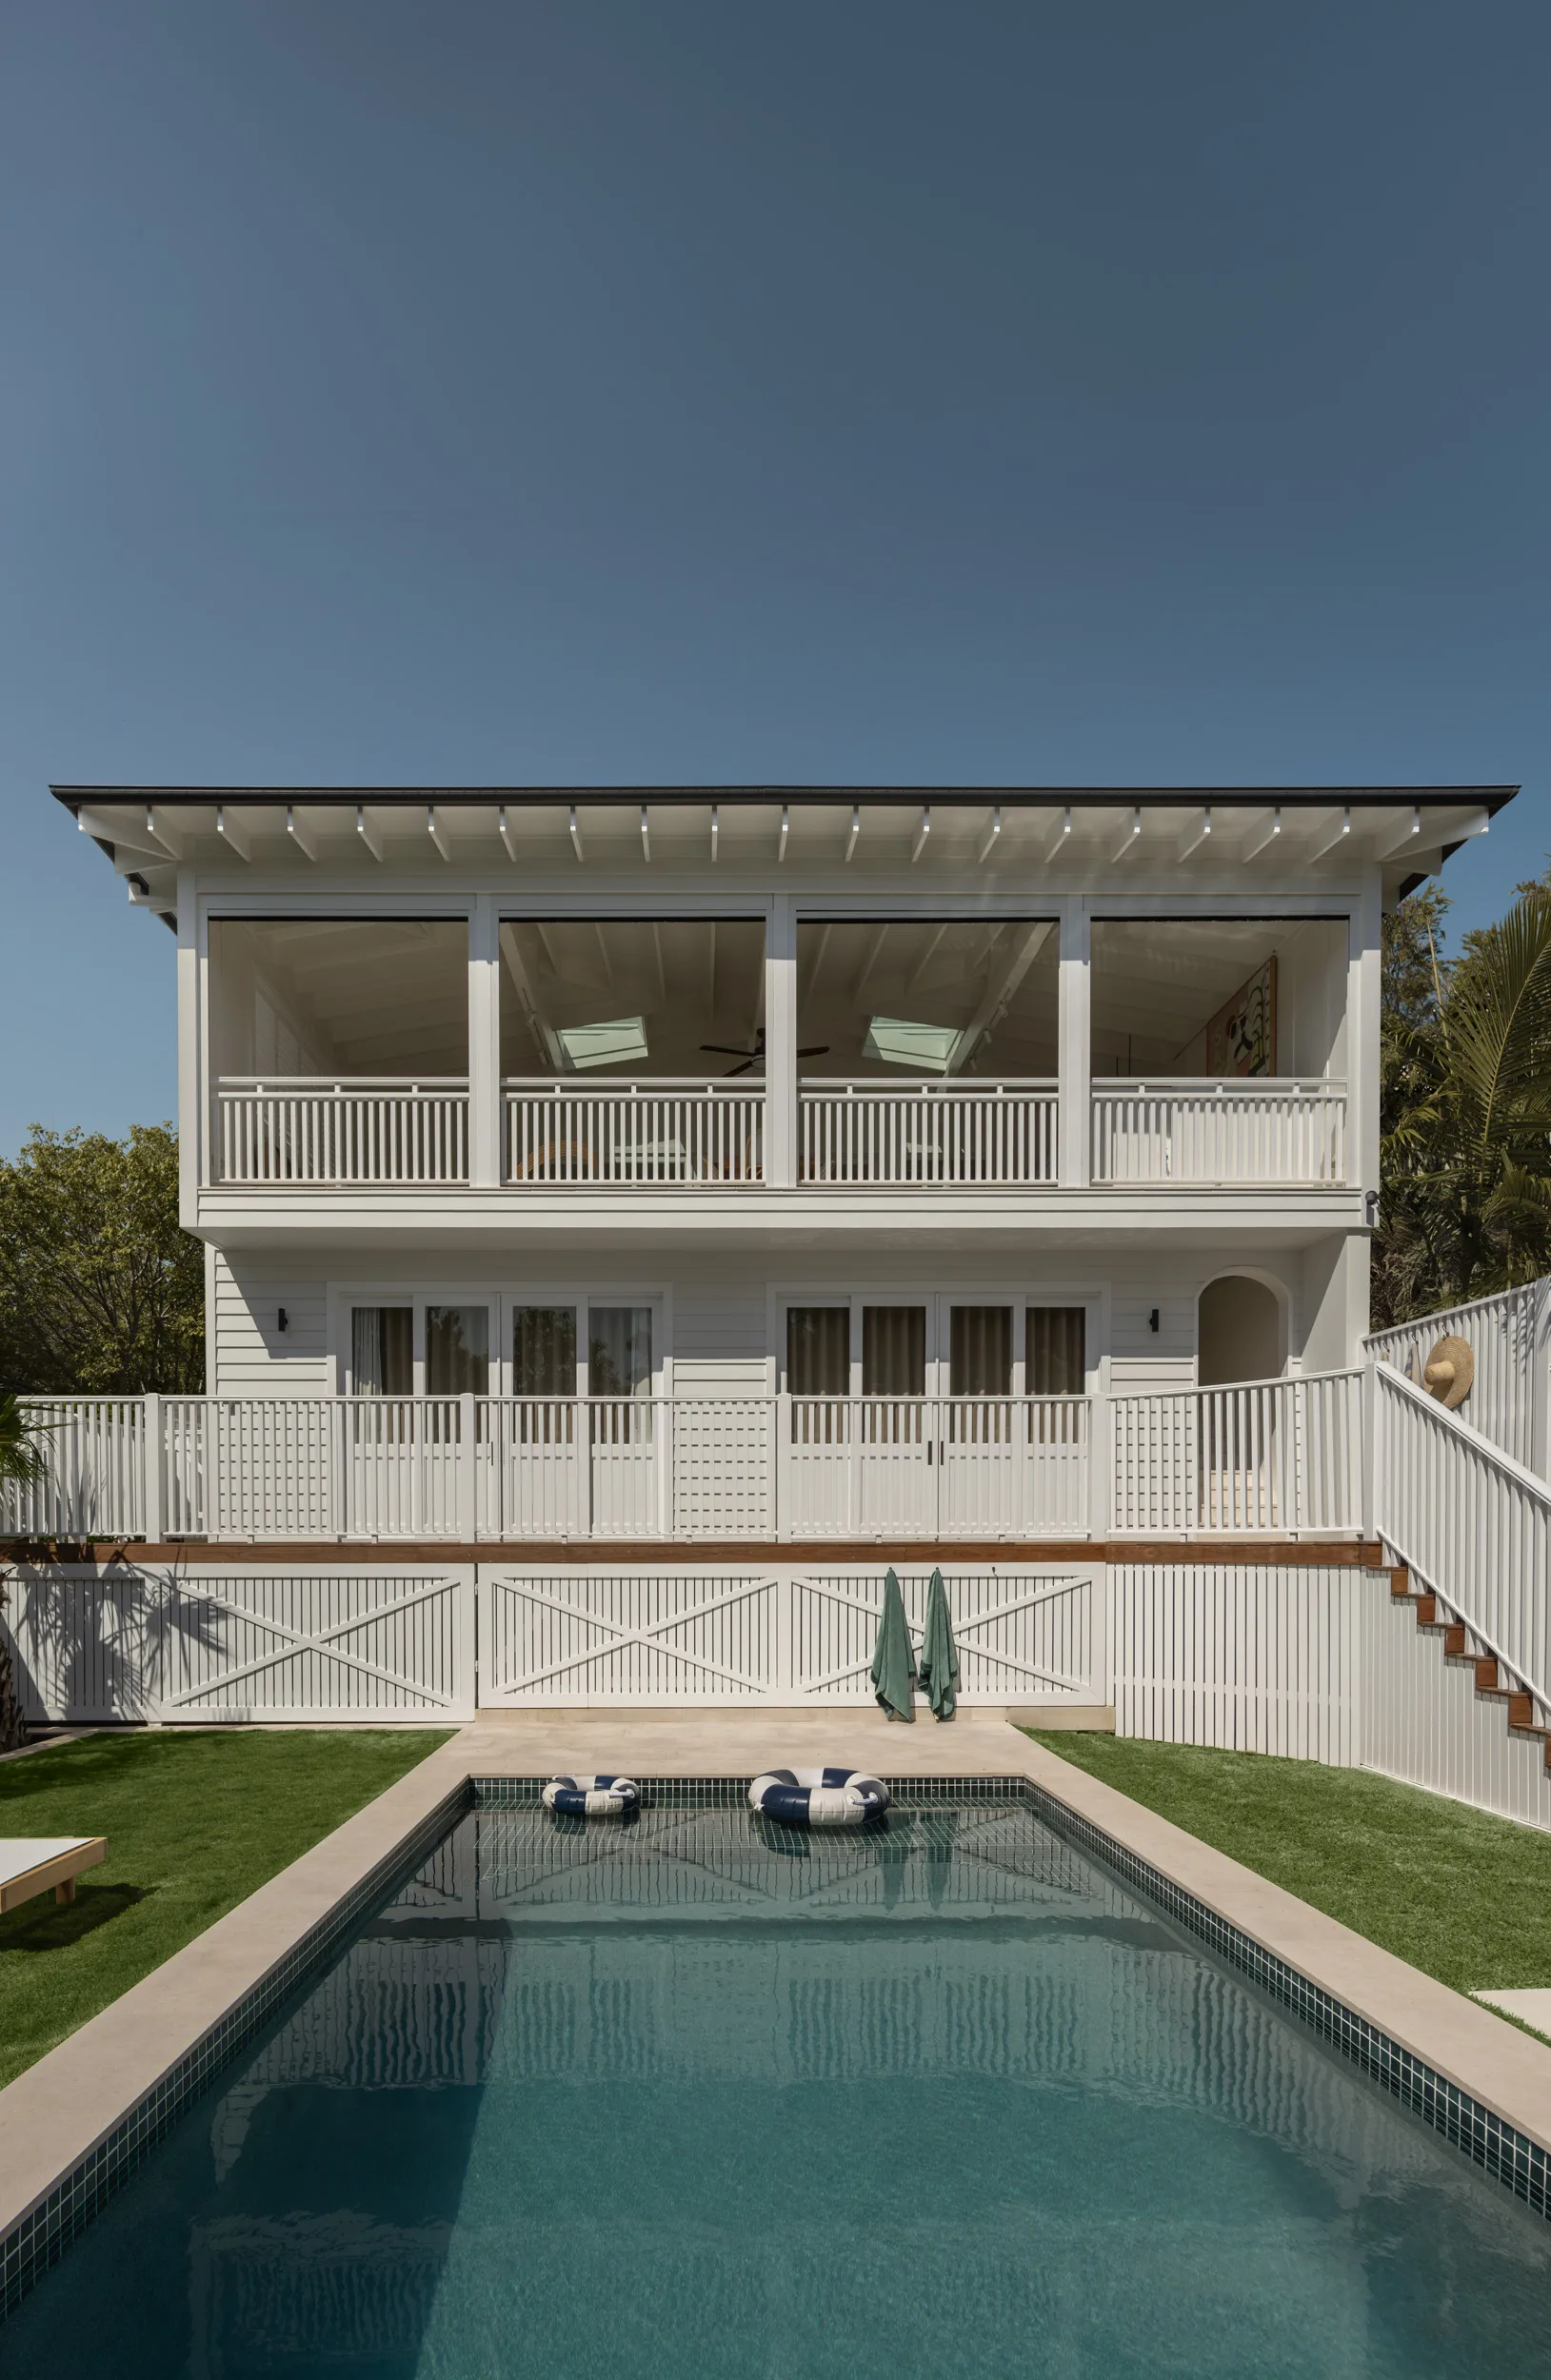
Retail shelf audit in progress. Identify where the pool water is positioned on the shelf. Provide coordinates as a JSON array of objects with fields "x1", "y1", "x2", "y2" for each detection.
[{"x1": 7, "y1": 1794, "x2": 1551, "y2": 2377}]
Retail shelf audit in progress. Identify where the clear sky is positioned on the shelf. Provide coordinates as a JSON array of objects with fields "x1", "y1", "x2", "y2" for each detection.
[{"x1": 1, "y1": 1, "x2": 1547, "y2": 1153}]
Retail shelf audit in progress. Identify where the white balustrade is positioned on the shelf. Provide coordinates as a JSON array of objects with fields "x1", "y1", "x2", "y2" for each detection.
[
  {"x1": 798, "y1": 1081, "x2": 1058, "y2": 1185},
  {"x1": 1108, "y1": 1370, "x2": 1364, "y2": 1536},
  {"x1": 1091, "y1": 1080, "x2": 1346, "y2": 1184},
  {"x1": 504, "y1": 1081, "x2": 764, "y2": 1185},
  {"x1": 1374, "y1": 1361, "x2": 1551, "y2": 1717},
  {"x1": 216, "y1": 1080, "x2": 469, "y2": 1184},
  {"x1": 778, "y1": 1397, "x2": 1092, "y2": 1538},
  {"x1": 0, "y1": 1398, "x2": 146, "y2": 1538},
  {"x1": 1367, "y1": 1280, "x2": 1551, "y2": 1480}
]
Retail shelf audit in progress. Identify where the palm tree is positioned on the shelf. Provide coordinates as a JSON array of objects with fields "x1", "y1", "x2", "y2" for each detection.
[
  {"x1": 0, "y1": 1392, "x2": 48, "y2": 1751},
  {"x1": 1383, "y1": 890, "x2": 1551, "y2": 1310}
]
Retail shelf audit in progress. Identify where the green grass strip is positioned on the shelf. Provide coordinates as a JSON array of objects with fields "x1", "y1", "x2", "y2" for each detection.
[
  {"x1": 1024, "y1": 1732, "x2": 1551, "y2": 2001},
  {"x1": 0, "y1": 1727, "x2": 451, "y2": 2091}
]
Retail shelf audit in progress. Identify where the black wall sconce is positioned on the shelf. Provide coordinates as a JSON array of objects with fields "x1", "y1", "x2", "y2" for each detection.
[
  {"x1": 278, "y1": 1308, "x2": 289, "y2": 1334},
  {"x1": 1148, "y1": 1308, "x2": 1160, "y2": 1333}
]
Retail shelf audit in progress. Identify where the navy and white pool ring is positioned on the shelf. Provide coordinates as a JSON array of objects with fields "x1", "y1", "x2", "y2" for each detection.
[
  {"x1": 747, "y1": 1769, "x2": 890, "y2": 1828},
  {"x1": 542, "y1": 1774, "x2": 642, "y2": 1817}
]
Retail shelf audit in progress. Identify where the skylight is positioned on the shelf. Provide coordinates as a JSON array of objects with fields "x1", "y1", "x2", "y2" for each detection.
[
  {"x1": 556, "y1": 1017, "x2": 649, "y2": 1071},
  {"x1": 863, "y1": 1017, "x2": 962, "y2": 1074}
]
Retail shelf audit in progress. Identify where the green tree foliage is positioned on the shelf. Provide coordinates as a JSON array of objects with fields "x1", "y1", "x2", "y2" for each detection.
[
  {"x1": 0, "y1": 1125, "x2": 204, "y2": 1394},
  {"x1": 1375, "y1": 883, "x2": 1551, "y2": 1324}
]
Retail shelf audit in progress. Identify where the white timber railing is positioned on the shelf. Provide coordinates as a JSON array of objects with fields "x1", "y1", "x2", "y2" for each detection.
[
  {"x1": 1367, "y1": 1280, "x2": 1551, "y2": 1480},
  {"x1": 1090, "y1": 1079, "x2": 1346, "y2": 1184},
  {"x1": 0, "y1": 1377, "x2": 1375, "y2": 1544},
  {"x1": 215, "y1": 1080, "x2": 469, "y2": 1183},
  {"x1": 1374, "y1": 1360, "x2": 1551, "y2": 1720},
  {"x1": 1108, "y1": 1369, "x2": 1364, "y2": 1536},
  {"x1": 798, "y1": 1081, "x2": 1058, "y2": 1185},
  {"x1": 504, "y1": 1081, "x2": 764, "y2": 1184}
]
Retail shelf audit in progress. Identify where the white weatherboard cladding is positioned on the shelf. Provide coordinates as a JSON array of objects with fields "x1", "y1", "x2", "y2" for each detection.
[{"x1": 476, "y1": 1567, "x2": 1100, "y2": 1707}]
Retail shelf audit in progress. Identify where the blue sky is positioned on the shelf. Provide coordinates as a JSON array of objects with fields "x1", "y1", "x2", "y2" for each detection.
[{"x1": 1, "y1": 1, "x2": 1547, "y2": 1152}]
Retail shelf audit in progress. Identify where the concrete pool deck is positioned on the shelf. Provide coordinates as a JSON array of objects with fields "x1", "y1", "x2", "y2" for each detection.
[{"x1": 7, "y1": 1707, "x2": 1551, "y2": 2305}]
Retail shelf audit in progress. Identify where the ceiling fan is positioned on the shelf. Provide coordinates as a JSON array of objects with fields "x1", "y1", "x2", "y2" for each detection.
[{"x1": 700, "y1": 1026, "x2": 829, "y2": 1079}]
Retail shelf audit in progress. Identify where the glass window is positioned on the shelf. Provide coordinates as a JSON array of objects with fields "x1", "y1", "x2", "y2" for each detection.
[
  {"x1": 786, "y1": 1308, "x2": 849, "y2": 1397},
  {"x1": 863, "y1": 1306, "x2": 925, "y2": 1397},
  {"x1": 951, "y1": 1306, "x2": 1011, "y2": 1397},
  {"x1": 589, "y1": 1306, "x2": 653, "y2": 1398},
  {"x1": 1026, "y1": 1307, "x2": 1086, "y2": 1396},
  {"x1": 501, "y1": 919, "x2": 766, "y2": 1079},
  {"x1": 351, "y1": 1307, "x2": 412, "y2": 1396},
  {"x1": 796, "y1": 920, "x2": 1058, "y2": 1080},
  {"x1": 426, "y1": 1305, "x2": 489, "y2": 1396},
  {"x1": 513, "y1": 1307, "x2": 578, "y2": 1397}
]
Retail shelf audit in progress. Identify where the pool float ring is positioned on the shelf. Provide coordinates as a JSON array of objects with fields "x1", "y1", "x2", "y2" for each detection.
[
  {"x1": 748, "y1": 1768, "x2": 890, "y2": 1828},
  {"x1": 542, "y1": 1774, "x2": 641, "y2": 1816}
]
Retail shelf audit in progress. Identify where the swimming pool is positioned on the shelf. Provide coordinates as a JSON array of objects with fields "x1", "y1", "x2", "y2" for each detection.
[{"x1": 6, "y1": 1783, "x2": 1551, "y2": 2377}]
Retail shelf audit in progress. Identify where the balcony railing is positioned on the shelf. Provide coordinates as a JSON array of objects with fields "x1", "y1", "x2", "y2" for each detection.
[
  {"x1": 216, "y1": 1080, "x2": 469, "y2": 1184},
  {"x1": 1, "y1": 1375, "x2": 1368, "y2": 1543},
  {"x1": 798, "y1": 1081, "x2": 1058, "y2": 1185},
  {"x1": 1090, "y1": 1080, "x2": 1346, "y2": 1184},
  {"x1": 504, "y1": 1080, "x2": 764, "y2": 1184}
]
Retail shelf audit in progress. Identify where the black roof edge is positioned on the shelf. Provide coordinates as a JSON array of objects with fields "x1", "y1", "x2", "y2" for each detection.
[{"x1": 50, "y1": 783, "x2": 1521, "y2": 813}]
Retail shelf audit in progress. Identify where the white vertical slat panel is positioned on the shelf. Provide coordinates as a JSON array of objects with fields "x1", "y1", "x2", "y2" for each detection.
[
  {"x1": 1359, "y1": 1571, "x2": 1551, "y2": 1831},
  {"x1": 1090, "y1": 1081, "x2": 1346, "y2": 1183},
  {"x1": 1107, "y1": 1563, "x2": 1361, "y2": 1762}
]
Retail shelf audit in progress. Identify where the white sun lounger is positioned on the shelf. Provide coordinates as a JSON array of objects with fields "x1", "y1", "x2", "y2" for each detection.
[{"x1": 0, "y1": 1837, "x2": 107, "y2": 1914}]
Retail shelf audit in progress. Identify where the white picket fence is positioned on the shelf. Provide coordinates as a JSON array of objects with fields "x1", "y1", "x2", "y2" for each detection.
[
  {"x1": 505, "y1": 1081, "x2": 765, "y2": 1185},
  {"x1": 1366, "y1": 1279, "x2": 1551, "y2": 1479},
  {"x1": 0, "y1": 1380, "x2": 1374, "y2": 1544},
  {"x1": 797, "y1": 1082, "x2": 1059, "y2": 1185}
]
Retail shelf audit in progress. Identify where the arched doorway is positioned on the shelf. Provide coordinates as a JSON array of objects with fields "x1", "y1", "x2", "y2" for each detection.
[{"x1": 1198, "y1": 1275, "x2": 1284, "y2": 1385}]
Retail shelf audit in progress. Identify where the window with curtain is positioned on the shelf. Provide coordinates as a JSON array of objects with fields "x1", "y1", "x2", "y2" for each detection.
[
  {"x1": 351, "y1": 1307, "x2": 412, "y2": 1396},
  {"x1": 951, "y1": 1306, "x2": 1012, "y2": 1397},
  {"x1": 426, "y1": 1305, "x2": 489, "y2": 1396},
  {"x1": 786, "y1": 1308, "x2": 849, "y2": 1397},
  {"x1": 513, "y1": 1307, "x2": 578, "y2": 1397},
  {"x1": 1026, "y1": 1307, "x2": 1086, "y2": 1396},
  {"x1": 588, "y1": 1306, "x2": 653, "y2": 1398},
  {"x1": 862, "y1": 1306, "x2": 925, "y2": 1396}
]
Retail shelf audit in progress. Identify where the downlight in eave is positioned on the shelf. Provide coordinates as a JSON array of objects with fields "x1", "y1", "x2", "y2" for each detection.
[
  {"x1": 556, "y1": 1017, "x2": 649, "y2": 1070},
  {"x1": 862, "y1": 1017, "x2": 963, "y2": 1073}
]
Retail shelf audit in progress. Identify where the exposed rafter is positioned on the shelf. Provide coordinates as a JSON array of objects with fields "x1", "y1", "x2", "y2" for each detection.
[
  {"x1": 1175, "y1": 807, "x2": 1211, "y2": 863},
  {"x1": 911, "y1": 805, "x2": 931, "y2": 863},
  {"x1": 640, "y1": 804, "x2": 651, "y2": 863},
  {"x1": 356, "y1": 804, "x2": 384, "y2": 862},
  {"x1": 1308, "y1": 806, "x2": 1351, "y2": 863},
  {"x1": 568, "y1": 804, "x2": 585, "y2": 863},
  {"x1": 1242, "y1": 806, "x2": 1282, "y2": 860},
  {"x1": 1373, "y1": 803, "x2": 1421, "y2": 861},
  {"x1": 286, "y1": 804, "x2": 317, "y2": 861},
  {"x1": 1041, "y1": 806, "x2": 1072, "y2": 864},
  {"x1": 215, "y1": 803, "x2": 250, "y2": 862},
  {"x1": 710, "y1": 803, "x2": 720, "y2": 864},
  {"x1": 778, "y1": 803, "x2": 789, "y2": 863},
  {"x1": 845, "y1": 803, "x2": 860, "y2": 863},
  {"x1": 978, "y1": 806, "x2": 1002, "y2": 864},
  {"x1": 498, "y1": 803, "x2": 519, "y2": 862},
  {"x1": 427, "y1": 803, "x2": 450, "y2": 862},
  {"x1": 1109, "y1": 806, "x2": 1142, "y2": 863}
]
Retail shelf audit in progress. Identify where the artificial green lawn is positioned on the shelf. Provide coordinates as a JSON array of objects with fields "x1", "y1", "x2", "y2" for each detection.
[
  {"x1": 0, "y1": 1728, "x2": 450, "y2": 2089},
  {"x1": 1026, "y1": 1731, "x2": 1551, "y2": 2003}
]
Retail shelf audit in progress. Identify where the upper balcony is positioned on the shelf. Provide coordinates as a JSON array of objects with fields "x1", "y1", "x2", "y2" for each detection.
[{"x1": 204, "y1": 910, "x2": 1353, "y2": 1204}]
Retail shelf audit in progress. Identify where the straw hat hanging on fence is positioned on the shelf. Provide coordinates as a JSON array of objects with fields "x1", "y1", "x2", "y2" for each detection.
[{"x1": 1423, "y1": 1335, "x2": 1474, "y2": 1410}]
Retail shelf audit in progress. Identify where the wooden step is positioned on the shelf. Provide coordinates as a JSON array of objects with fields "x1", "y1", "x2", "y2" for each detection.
[
  {"x1": 1443, "y1": 1623, "x2": 1467, "y2": 1657},
  {"x1": 1389, "y1": 1567, "x2": 1412, "y2": 1599},
  {"x1": 1507, "y1": 1692, "x2": 1549, "y2": 1735},
  {"x1": 1414, "y1": 1595, "x2": 1438, "y2": 1626},
  {"x1": 1475, "y1": 1657, "x2": 1506, "y2": 1696}
]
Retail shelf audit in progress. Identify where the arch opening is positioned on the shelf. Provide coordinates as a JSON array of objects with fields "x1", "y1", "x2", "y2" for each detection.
[{"x1": 1197, "y1": 1275, "x2": 1284, "y2": 1386}]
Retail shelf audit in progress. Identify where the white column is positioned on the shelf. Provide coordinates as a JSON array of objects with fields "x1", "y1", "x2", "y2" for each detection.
[
  {"x1": 468, "y1": 897, "x2": 501, "y2": 1188},
  {"x1": 177, "y1": 868, "x2": 202, "y2": 1222},
  {"x1": 766, "y1": 898, "x2": 798, "y2": 1188},
  {"x1": 1348, "y1": 875, "x2": 1382, "y2": 1202},
  {"x1": 1058, "y1": 901, "x2": 1091, "y2": 1188}
]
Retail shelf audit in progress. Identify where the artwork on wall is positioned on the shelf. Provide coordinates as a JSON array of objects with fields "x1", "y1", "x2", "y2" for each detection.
[{"x1": 1205, "y1": 955, "x2": 1277, "y2": 1077}]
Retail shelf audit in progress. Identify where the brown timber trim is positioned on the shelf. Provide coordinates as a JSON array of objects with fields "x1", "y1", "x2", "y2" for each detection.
[{"x1": 5, "y1": 1537, "x2": 1389, "y2": 1568}]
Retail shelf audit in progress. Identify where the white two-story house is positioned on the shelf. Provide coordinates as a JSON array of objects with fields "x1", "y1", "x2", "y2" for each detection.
[{"x1": 55, "y1": 780, "x2": 1508, "y2": 1568}]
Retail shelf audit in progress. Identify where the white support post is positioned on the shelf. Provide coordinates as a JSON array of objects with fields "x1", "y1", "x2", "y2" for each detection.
[
  {"x1": 468, "y1": 897, "x2": 502, "y2": 1188},
  {"x1": 1348, "y1": 874, "x2": 1382, "y2": 1206},
  {"x1": 143, "y1": 1394, "x2": 165, "y2": 1544},
  {"x1": 1058, "y1": 902, "x2": 1091, "y2": 1188},
  {"x1": 177, "y1": 871, "x2": 202, "y2": 1220},
  {"x1": 775, "y1": 1393, "x2": 791, "y2": 1541},
  {"x1": 766, "y1": 899, "x2": 798, "y2": 1188},
  {"x1": 459, "y1": 1392, "x2": 478, "y2": 1540}
]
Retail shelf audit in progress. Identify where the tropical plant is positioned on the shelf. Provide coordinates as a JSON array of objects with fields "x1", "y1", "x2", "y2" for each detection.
[
  {"x1": 1375, "y1": 884, "x2": 1551, "y2": 1321},
  {"x1": 0, "y1": 1392, "x2": 49, "y2": 1751}
]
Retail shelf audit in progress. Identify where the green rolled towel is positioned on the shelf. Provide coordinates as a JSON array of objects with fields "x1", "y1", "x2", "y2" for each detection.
[
  {"x1": 919, "y1": 1565, "x2": 959, "y2": 1721},
  {"x1": 870, "y1": 1566, "x2": 917, "y2": 1721}
]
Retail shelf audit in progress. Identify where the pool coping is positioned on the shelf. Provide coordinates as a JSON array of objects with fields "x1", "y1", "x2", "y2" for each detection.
[{"x1": 7, "y1": 1719, "x2": 1551, "y2": 2317}]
